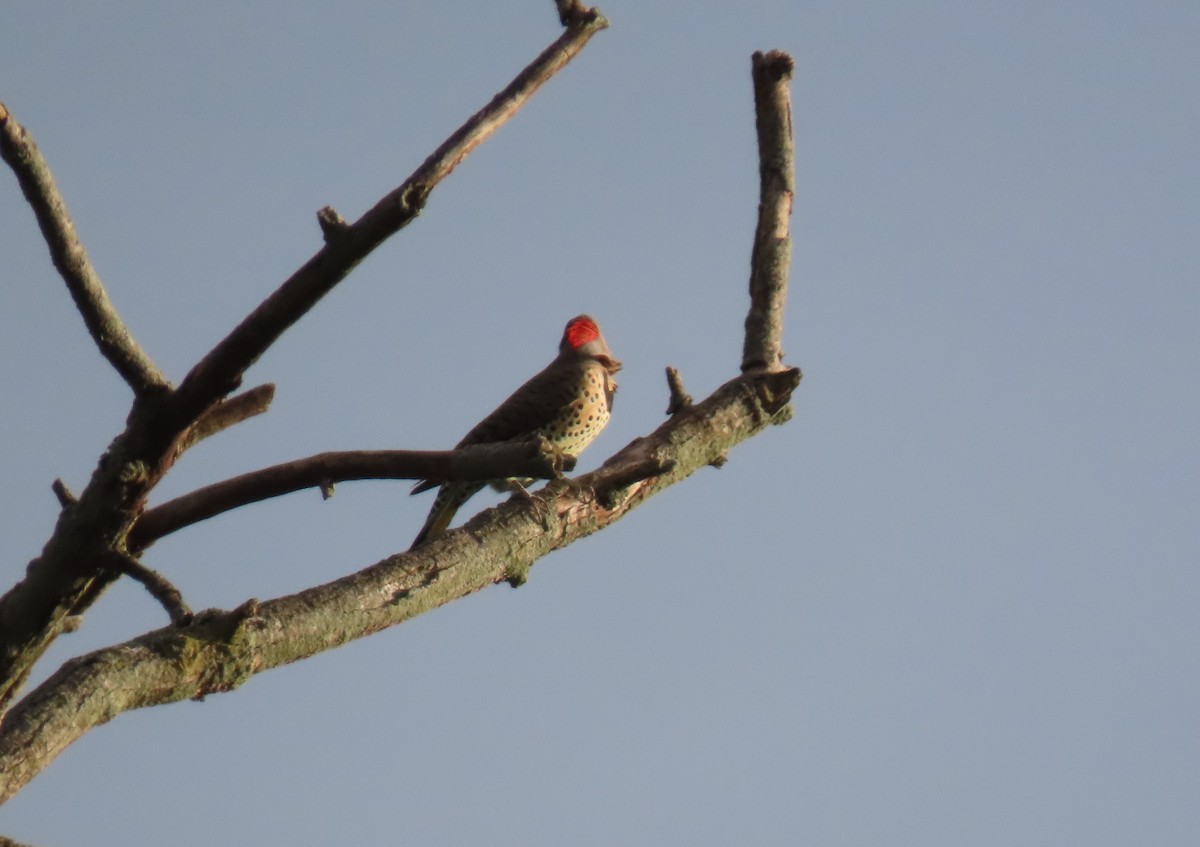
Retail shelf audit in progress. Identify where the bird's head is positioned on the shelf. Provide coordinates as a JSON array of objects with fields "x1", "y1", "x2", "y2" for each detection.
[{"x1": 560, "y1": 314, "x2": 621, "y2": 374}]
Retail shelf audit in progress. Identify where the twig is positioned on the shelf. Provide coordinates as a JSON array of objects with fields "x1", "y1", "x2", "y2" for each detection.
[
  {"x1": 51, "y1": 479, "x2": 77, "y2": 508},
  {"x1": 316, "y1": 206, "x2": 348, "y2": 243},
  {"x1": 178, "y1": 383, "x2": 276, "y2": 453},
  {"x1": 129, "y1": 442, "x2": 578, "y2": 550},
  {"x1": 100, "y1": 551, "x2": 192, "y2": 626},
  {"x1": 742, "y1": 50, "x2": 796, "y2": 373},
  {"x1": 665, "y1": 366, "x2": 693, "y2": 415},
  {"x1": 169, "y1": 8, "x2": 609, "y2": 426},
  {"x1": 0, "y1": 103, "x2": 169, "y2": 395}
]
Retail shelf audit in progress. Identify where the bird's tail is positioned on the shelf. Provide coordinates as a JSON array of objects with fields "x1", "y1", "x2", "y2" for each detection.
[{"x1": 409, "y1": 482, "x2": 484, "y2": 550}]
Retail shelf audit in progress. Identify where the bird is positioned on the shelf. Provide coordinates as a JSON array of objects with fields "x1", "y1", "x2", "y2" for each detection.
[{"x1": 409, "y1": 314, "x2": 622, "y2": 549}]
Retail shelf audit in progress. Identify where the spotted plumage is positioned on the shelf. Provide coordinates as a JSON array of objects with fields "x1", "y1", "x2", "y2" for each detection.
[{"x1": 409, "y1": 315, "x2": 621, "y2": 549}]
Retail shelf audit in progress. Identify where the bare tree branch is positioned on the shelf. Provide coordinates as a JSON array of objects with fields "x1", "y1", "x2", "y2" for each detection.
[
  {"x1": 128, "y1": 442, "x2": 577, "y2": 550},
  {"x1": 177, "y1": 383, "x2": 276, "y2": 453},
  {"x1": 316, "y1": 205, "x2": 349, "y2": 242},
  {"x1": 169, "y1": 8, "x2": 610, "y2": 426},
  {"x1": 665, "y1": 366, "x2": 694, "y2": 415},
  {"x1": 0, "y1": 102, "x2": 169, "y2": 395},
  {"x1": 0, "y1": 366, "x2": 799, "y2": 804},
  {"x1": 51, "y1": 479, "x2": 77, "y2": 509},
  {"x1": 0, "y1": 7, "x2": 609, "y2": 713},
  {"x1": 100, "y1": 551, "x2": 192, "y2": 626},
  {"x1": 0, "y1": 26, "x2": 802, "y2": 812},
  {"x1": 742, "y1": 50, "x2": 796, "y2": 373}
]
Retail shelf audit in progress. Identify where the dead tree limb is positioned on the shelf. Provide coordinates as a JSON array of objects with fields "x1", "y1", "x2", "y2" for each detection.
[
  {"x1": 0, "y1": 103, "x2": 168, "y2": 395},
  {"x1": 0, "y1": 6, "x2": 607, "y2": 714},
  {"x1": 128, "y1": 442, "x2": 577, "y2": 550},
  {"x1": 0, "y1": 44, "x2": 801, "y2": 804},
  {"x1": 665, "y1": 366, "x2": 694, "y2": 415},
  {"x1": 743, "y1": 50, "x2": 796, "y2": 373},
  {"x1": 0, "y1": 367, "x2": 799, "y2": 804},
  {"x1": 178, "y1": 383, "x2": 277, "y2": 453}
]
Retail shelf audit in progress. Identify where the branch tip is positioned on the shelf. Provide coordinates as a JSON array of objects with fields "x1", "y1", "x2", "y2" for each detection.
[
  {"x1": 665, "y1": 366, "x2": 693, "y2": 415},
  {"x1": 51, "y1": 478, "x2": 77, "y2": 508},
  {"x1": 317, "y1": 206, "x2": 349, "y2": 243},
  {"x1": 180, "y1": 383, "x2": 276, "y2": 452},
  {"x1": 555, "y1": 0, "x2": 607, "y2": 28},
  {"x1": 0, "y1": 105, "x2": 168, "y2": 394},
  {"x1": 752, "y1": 49, "x2": 796, "y2": 79}
]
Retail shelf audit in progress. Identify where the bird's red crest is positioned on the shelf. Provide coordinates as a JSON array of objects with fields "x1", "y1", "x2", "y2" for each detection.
[{"x1": 565, "y1": 316, "x2": 600, "y2": 350}]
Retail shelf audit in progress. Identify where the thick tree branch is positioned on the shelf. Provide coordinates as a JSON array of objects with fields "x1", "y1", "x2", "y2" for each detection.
[
  {"x1": 0, "y1": 102, "x2": 168, "y2": 395},
  {"x1": 0, "y1": 7, "x2": 608, "y2": 713},
  {"x1": 0, "y1": 367, "x2": 798, "y2": 804},
  {"x1": 169, "y1": 9, "x2": 609, "y2": 427},
  {"x1": 742, "y1": 51, "x2": 796, "y2": 373},
  {"x1": 128, "y1": 442, "x2": 577, "y2": 550}
]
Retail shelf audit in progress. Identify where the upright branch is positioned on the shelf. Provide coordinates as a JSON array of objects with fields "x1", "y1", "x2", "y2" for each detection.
[
  {"x1": 0, "y1": 103, "x2": 168, "y2": 394},
  {"x1": 742, "y1": 50, "x2": 796, "y2": 373}
]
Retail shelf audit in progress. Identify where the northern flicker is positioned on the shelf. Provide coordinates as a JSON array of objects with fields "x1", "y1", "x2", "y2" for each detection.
[{"x1": 409, "y1": 314, "x2": 621, "y2": 549}]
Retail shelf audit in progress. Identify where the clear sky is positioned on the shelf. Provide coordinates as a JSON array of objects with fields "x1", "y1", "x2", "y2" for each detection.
[{"x1": 2, "y1": 2, "x2": 1198, "y2": 844}]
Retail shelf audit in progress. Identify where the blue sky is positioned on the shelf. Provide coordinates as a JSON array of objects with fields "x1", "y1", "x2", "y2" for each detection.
[{"x1": 2, "y1": 2, "x2": 1198, "y2": 844}]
